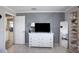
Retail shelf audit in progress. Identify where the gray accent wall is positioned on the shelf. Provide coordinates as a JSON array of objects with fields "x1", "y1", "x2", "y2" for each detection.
[{"x1": 16, "y1": 13, "x2": 65, "y2": 44}]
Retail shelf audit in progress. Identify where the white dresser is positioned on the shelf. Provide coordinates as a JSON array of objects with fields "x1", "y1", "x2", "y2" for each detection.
[{"x1": 29, "y1": 33, "x2": 54, "y2": 48}]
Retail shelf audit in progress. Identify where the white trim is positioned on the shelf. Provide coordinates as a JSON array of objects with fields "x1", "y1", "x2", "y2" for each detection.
[
  {"x1": 15, "y1": 11, "x2": 65, "y2": 13},
  {"x1": 65, "y1": 6, "x2": 75, "y2": 12},
  {"x1": 5, "y1": 11, "x2": 15, "y2": 17},
  {"x1": 3, "y1": 6, "x2": 16, "y2": 16},
  {"x1": 3, "y1": 6, "x2": 15, "y2": 13}
]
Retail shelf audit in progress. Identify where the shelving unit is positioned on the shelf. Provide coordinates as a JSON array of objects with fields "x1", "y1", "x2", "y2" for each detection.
[{"x1": 70, "y1": 11, "x2": 79, "y2": 52}]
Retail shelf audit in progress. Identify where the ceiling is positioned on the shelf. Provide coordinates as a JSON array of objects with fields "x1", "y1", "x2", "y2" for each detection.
[{"x1": 8, "y1": 6, "x2": 72, "y2": 13}]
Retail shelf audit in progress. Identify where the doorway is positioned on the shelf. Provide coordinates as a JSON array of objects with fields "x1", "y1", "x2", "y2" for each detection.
[{"x1": 5, "y1": 14, "x2": 14, "y2": 50}]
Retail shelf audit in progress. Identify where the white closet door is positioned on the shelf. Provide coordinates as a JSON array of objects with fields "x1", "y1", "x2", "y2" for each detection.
[
  {"x1": 14, "y1": 16, "x2": 25, "y2": 44},
  {"x1": 60, "y1": 21, "x2": 68, "y2": 48}
]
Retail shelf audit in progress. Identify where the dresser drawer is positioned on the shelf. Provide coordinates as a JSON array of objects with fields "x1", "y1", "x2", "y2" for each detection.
[
  {"x1": 40, "y1": 38, "x2": 53, "y2": 42},
  {"x1": 40, "y1": 43, "x2": 53, "y2": 47},
  {"x1": 29, "y1": 43, "x2": 40, "y2": 47}
]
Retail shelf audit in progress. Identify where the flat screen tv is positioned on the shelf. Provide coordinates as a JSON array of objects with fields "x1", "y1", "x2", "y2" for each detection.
[{"x1": 35, "y1": 23, "x2": 50, "y2": 32}]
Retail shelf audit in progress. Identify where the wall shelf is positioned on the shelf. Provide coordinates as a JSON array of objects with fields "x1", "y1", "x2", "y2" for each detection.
[{"x1": 70, "y1": 10, "x2": 79, "y2": 52}]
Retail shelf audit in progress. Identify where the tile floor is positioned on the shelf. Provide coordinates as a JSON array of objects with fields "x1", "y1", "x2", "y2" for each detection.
[{"x1": 7, "y1": 44, "x2": 68, "y2": 53}]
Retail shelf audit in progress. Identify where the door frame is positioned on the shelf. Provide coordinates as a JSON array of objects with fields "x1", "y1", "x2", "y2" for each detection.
[{"x1": 5, "y1": 12, "x2": 15, "y2": 49}]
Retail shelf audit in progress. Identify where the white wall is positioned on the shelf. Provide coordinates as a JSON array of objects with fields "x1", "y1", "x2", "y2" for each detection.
[{"x1": 0, "y1": 6, "x2": 15, "y2": 52}]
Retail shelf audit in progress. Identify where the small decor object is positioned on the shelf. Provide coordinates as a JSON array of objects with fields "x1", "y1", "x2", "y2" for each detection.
[
  {"x1": 29, "y1": 22, "x2": 35, "y2": 32},
  {"x1": 0, "y1": 15, "x2": 2, "y2": 19}
]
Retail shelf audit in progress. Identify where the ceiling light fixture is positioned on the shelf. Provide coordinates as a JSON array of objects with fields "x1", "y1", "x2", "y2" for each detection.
[{"x1": 31, "y1": 8, "x2": 37, "y2": 10}]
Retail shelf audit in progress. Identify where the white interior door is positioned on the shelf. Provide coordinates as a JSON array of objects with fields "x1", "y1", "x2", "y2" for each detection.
[
  {"x1": 60, "y1": 21, "x2": 68, "y2": 48},
  {"x1": 14, "y1": 16, "x2": 25, "y2": 44}
]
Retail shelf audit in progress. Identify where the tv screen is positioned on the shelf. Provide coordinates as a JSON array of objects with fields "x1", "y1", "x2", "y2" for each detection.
[{"x1": 35, "y1": 23, "x2": 50, "y2": 32}]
